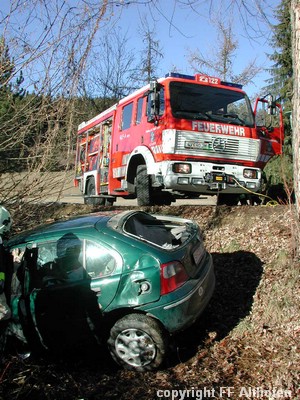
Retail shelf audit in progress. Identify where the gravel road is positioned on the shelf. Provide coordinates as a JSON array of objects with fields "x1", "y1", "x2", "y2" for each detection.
[
  {"x1": 58, "y1": 177, "x2": 217, "y2": 206},
  {"x1": 1, "y1": 171, "x2": 217, "y2": 206}
]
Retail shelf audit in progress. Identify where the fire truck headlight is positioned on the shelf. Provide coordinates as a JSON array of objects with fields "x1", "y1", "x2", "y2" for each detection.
[
  {"x1": 246, "y1": 182, "x2": 257, "y2": 189},
  {"x1": 243, "y1": 169, "x2": 258, "y2": 179},
  {"x1": 173, "y1": 163, "x2": 191, "y2": 174},
  {"x1": 177, "y1": 177, "x2": 190, "y2": 185},
  {"x1": 192, "y1": 178, "x2": 203, "y2": 185}
]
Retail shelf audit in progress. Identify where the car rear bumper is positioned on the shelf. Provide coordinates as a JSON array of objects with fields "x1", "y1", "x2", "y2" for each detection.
[{"x1": 142, "y1": 253, "x2": 215, "y2": 333}]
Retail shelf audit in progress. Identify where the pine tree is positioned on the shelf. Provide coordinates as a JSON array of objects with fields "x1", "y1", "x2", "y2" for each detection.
[
  {"x1": 264, "y1": 0, "x2": 293, "y2": 194},
  {"x1": 0, "y1": 37, "x2": 27, "y2": 171},
  {"x1": 267, "y1": 0, "x2": 292, "y2": 129}
]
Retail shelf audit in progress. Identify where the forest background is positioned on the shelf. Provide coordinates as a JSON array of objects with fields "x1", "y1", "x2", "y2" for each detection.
[{"x1": 0, "y1": 0, "x2": 294, "y2": 207}]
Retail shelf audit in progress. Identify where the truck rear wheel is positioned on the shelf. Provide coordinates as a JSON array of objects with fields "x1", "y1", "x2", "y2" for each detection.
[
  {"x1": 217, "y1": 194, "x2": 239, "y2": 206},
  {"x1": 85, "y1": 178, "x2": 105, "y2": 206},
  {"x1": 136, "y1": 165, "x2": 152, "y2": 206}
]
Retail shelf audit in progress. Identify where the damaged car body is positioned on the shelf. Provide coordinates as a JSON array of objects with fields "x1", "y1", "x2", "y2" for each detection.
[{"x1": 6, "y1": 210, "x2": 215, "y2": 371}]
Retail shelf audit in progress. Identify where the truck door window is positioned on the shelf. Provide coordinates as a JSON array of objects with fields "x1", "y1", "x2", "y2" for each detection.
[
  {"x1": 159, "y1": 87, "x2": 165, "y2": 116},
  {"x1": 122, "y1": 102, "x2": 133, "y2": 130},
  {"x1": 136, "y1": 97, "x2": 144, "y2": 125}
]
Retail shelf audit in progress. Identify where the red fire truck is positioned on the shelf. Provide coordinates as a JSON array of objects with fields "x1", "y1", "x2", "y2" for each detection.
[{"x1": 74, "y1": 72, "x2": 283, "y2": 206}]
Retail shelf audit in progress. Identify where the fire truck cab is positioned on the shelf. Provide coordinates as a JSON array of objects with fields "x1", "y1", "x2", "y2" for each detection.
[{"x1": 75, "y1": 73, "x2": 283, "y2": 206}]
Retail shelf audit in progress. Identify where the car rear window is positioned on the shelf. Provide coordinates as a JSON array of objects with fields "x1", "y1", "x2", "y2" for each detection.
[{"x1": 123, "y1": 213, "x2": 191, "y2": 249}]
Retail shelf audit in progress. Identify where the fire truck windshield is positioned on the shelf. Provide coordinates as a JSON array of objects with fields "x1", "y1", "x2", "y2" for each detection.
[{"x1": 169, "y1": 81, "x2": 255, "y2": 127}]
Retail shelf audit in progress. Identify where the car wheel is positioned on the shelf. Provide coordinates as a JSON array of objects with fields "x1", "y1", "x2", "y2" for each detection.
[
  {"x1": 108, "y1": 314, "x2": 168, "y2": 371},
  {"x1": 136, "y1": 165, "x2": 152, "y2": 206}
]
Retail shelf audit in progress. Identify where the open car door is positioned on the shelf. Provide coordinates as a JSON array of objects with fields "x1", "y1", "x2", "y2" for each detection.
[{"x1": 18, "y1": 247, "x2": 103, "y2": 355}]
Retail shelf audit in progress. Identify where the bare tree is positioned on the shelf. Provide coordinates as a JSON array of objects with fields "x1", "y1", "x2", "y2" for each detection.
[
  {"x1": 0, "y1": 0, "x2": 114, "y2": 204},
  {"x1": 188, "y1": 18, "x2": 262, "y2": 85},
  {"x1": 85, "y1": 28, "x2": 139, "y2": 102},
  {"x1": 138, "y1": 16, "x2": 163, "y2": 83}
]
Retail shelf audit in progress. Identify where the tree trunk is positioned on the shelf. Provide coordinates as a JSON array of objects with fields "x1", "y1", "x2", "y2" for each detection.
[{"x1": 291, "y1": 0, "x2": 300, "y2": 255}]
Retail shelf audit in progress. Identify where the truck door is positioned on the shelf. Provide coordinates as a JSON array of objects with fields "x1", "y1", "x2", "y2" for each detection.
[
  {"x1": 98, "y1": 119, "x2": 112, "y2": 194},
  {"x1": 254, "y1": 96, "x2": 284, "y2": 157}
]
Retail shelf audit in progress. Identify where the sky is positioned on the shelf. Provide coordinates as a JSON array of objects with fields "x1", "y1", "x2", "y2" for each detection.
[
  {"x1": 111, "y1": 0, "x2": 281, "y2": 96},
  {"x1": 0, "y1": 0, "x2": 281, "y2": 98}
]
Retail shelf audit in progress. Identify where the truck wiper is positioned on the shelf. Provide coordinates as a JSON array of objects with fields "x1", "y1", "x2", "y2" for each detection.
[
  {"x1": 174, "y1": 110, "x2": 212, "y2": 121},
  {"x1": 210, "y1": 112, "x2": 246, "y2": 126}
]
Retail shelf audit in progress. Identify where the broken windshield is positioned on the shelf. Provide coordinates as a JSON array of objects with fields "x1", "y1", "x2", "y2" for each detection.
[{"x1": 169, "y1": 81, "x2": 255, "y2": 127}]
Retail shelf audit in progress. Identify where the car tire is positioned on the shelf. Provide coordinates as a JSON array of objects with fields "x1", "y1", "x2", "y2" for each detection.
[
  {"x1": 107, "y1": 314, "x2": 168, "y2": 371},
  {"x1": 136, "y1": 165, "x2": 152, "y2": 206}
]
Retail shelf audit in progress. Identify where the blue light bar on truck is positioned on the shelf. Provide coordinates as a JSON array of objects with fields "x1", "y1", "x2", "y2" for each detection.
[
  {"x1": 165, "y1": 72, "x2": 195, "y2": 80},
  {"x1": 221, "y1": 80, "x2": 243, "y2": 89},
  {"x1": 165, "y1": 72, "x2": 243, "y2": 89}
]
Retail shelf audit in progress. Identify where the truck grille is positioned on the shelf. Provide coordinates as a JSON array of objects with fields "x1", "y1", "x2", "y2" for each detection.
[{"x1": 175, "y1": 131, "x2": 260, "y2": 162}]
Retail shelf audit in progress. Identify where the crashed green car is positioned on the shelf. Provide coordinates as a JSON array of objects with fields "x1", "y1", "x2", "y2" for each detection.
[{"x1": 6, "y1": 210, "x2": 215, "y2": 371}]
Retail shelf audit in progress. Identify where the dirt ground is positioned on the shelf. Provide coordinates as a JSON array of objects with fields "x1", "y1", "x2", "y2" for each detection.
[{"x1": 0, "y1": 202, "x2": 299, "y2": 400}]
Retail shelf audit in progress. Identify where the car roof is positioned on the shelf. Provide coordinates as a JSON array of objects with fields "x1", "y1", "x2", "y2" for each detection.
[
  {"x1": 8, "y1": 210, "x2": 193, "y2": 250},
  {"x1": 8, "y1": 211, "x2": 120, "y2": 246}
]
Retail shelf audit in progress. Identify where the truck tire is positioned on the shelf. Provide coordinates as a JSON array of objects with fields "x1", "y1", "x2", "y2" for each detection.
[
  {"x1": 85, "y1": 178, "x2": 105, "y2": 206},
  {"x1": 107, "y1": 314, "x2": 168, "y2": 371},
  {"x1": 152, "y1": 191, "x2": 173, "y2": 206},
  {"x1": 136, "y1": 165, "x2": 152, "y2": 206},
  {"x1": 217, "y1": 194, "x2": 239, "y2": 206},
  {"x1": 105, "y1": 197, "x2": 115, "y2": 206}
]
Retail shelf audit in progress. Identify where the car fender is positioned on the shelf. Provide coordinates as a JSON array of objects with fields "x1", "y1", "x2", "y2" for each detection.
[{"x1": 110, "y1": 254, "x2": 161, "y2": 309}]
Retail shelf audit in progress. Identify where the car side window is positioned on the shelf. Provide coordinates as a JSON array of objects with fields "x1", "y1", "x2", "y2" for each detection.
[
  {"x1": 85, "y1": 240, "x2": 117, "y2": 279},
  {"x1": 36, "y1": 239, "x2": 84, "y2": 270},
  {"x1": 36, "y1": 242, "x2": 57, "y2": 268}
]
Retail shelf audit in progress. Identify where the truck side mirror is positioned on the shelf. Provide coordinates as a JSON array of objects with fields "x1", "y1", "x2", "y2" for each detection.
[
  {"x1": 147, "y1": 80, "x2": 161, "y2": 124},
  {"x1": 267, "y1": 94, "x2": 276, "y2": 116}
]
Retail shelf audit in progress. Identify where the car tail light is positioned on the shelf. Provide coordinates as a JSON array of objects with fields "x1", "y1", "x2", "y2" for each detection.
[{"x1": 160, "y1": 261, "x2": 189, "y2": 295}]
